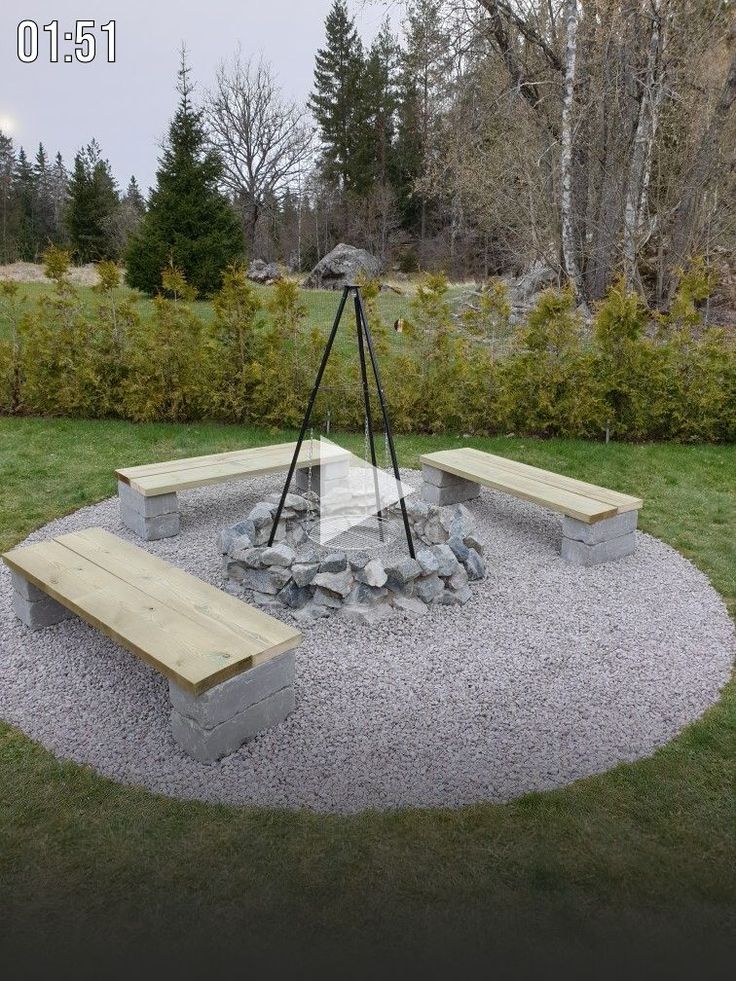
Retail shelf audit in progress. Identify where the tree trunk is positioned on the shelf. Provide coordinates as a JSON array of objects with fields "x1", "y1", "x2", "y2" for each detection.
[
  {"x1": 668, "y1": 22, "x2": 736, "y2": 297},
  {"x1": 561, "y1": 0, "x2": 585, "y2": 302},
  {"x1": 623, "y1": 2, "x2": 662, "y2": 289}
]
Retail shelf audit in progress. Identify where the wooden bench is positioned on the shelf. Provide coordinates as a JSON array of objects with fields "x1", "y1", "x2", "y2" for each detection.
[
  {"x1": 115, "y1": 439, "x2": 351, "y2": 541},
  {"x1": 3, "y1": 528, "x2": 302, "y2": 762},
  {"x1": 420, "y1": 448, "x2": 643, "y2": 566}
]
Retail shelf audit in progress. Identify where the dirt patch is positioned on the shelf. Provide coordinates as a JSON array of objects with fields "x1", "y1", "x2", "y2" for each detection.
[{"x1": 0, "y1": 262, "x2": 101, "y2": 286}]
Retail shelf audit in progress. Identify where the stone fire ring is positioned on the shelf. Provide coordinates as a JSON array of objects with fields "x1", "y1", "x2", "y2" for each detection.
[{"x1": 0, "y1": 471, "x2": 733, "y2": 815}]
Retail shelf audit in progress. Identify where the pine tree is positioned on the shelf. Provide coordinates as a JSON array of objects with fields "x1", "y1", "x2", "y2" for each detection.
[
  {"x1": 126, "y1": 52, "x2": 243, "y2": 296},
  {"x1": 50, "y1": 152, "x2": 68, "y2": 243},
  {"x1": 0, "y1": 132, "x2": 17, "y2": 263},
  {"x1": 363, "y1": 19, "x2": 399, "y2": 187},
  {"x1": 309, "y1": 1, "x2": 367, "y2": 199},
  {"x1": 14, "y1": 148, "x2": 37, "y2": 261},
  {"x1": 65, "y1": 140, "x2": 120, "y2": 261},
  {"x1": 34, "y1": 144, "x2": 57, "y2": 251}
]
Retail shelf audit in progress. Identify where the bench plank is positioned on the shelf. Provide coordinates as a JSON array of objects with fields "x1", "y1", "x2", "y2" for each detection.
[
  {"x1": 56, "y1": 529, "x2": 298, "y2": 670},
  {"x1": 116, "y1": 440, "x2": 349, "y2": 497},
  {"x1": 420, "y1": 449, "x2": 618, "y2": 523},
  {"x1": 454, "y1": 448, "x2": 643, "y2": 512},
  {"x1": 3, "y1": 535, "x2": 301, "y2": 695}
]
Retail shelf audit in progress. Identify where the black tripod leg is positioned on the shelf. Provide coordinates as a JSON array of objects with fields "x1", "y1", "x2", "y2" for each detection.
[
  {"x1": 355, "y1": 291, "x2": 415, "y2": 559},
  {"x1": 355, "y1": 294, "x2": 385, "y2": 541},
  {"x1": 268, "y1": 286, "x2": 350, "y2": 547}
]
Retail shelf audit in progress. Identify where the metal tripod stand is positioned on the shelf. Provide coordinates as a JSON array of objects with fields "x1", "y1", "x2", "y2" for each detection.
[{"x1": 267, "y1": 284, "x2": 415, "y2": 558}]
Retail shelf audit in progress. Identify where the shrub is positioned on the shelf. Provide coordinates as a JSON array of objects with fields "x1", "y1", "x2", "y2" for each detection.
[{"x1": 121, "y1": 268, "x2": 209, "y2": 422}]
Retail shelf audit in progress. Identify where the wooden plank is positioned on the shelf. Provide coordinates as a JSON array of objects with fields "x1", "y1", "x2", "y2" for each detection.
[
  {"x1": 3, "y1": 537, "x2": 300, "y2": 695},
  {"x1": 420, "y1": 450, "x2": 618, "y2": 523},
  {"x1": 453, "y1": 448, "x2": 643, "y2": 512},
  {"x1": 116, "y1": 440, "x2": 351, "y2": 496},
  {"x1": 56, "y1": 528, "x2": 300, "y2": 671}
]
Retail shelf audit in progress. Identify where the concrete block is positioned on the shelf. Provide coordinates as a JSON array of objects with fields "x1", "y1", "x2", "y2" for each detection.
[
  {"x1": 422, "y1": 481, "x2": 481, "y2": 507},
  {"x1": 120, "y1": 502, "x2": 180, "y2": 541},
  {"x1": 12, "y1": 590, "x2": 74, "y2": 630},
  {"x1": 562, "y1": 510, "x2": 639, "y2": 546},
  {"x1": 422, "y1": 464, "x2": 478, "y2": 489},
  {"x1": 10, "y1": 569, "x2": 48, "y2": 602},
  {"x1": 117, "y1": 481, "x2": 178, "y2": 518},
  {"x1": 170, "y1": 686, "x2": 295, "y2": 763},
  {"x1": 561, "y1": 532, "x2": 636, "y2": 567},
  {"x1": 294, "y1": 458, "x2": 351, "y2": 497},
  {"x1": 169, "y1": 651, "x2": 296, "y2": 729}
]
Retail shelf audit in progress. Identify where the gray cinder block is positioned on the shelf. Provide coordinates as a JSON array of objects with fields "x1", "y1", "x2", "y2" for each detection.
[
  {"x1": 168, "y1": 651, "x2": 296, "y2": 729},
  {"x1": 170, "y1": 686, "x2": 295, "y2": 763},
  {"x1": 120, "y1": 503, "x2": 180, "y2": 541},
  {"x1": 562, "y1": 510, "x2": 639, "y2": 546},
  {"x1": 10, "y1": 569, "x2": 48, "y2": 602},
  {"x1": 421, "y1": 481, "x2": 481, "y2": 507},
  {"x1": 561, "y1": 532, "x2": 637, "y2": 567},
  {"x1": 12, "y1": 589, "x2": 74, "y2": 630},
  {"x1": 118, "y1": 481, "x2": 178, "y2": 519}
]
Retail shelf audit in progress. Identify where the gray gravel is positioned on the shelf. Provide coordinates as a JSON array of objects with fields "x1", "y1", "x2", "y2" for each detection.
[{"x1": 1, "y1": 471, "x2": 733, "y2": 814}]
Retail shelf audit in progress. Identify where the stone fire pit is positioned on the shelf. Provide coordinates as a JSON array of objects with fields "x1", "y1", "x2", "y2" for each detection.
[{"x1": 219, "y1": 492, "x2": 487, "y2": 626}]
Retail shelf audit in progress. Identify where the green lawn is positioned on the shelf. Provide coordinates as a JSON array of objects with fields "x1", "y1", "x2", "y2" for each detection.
[{"x1": 0, "y1": 417, "x2": 734, "y2": 970}]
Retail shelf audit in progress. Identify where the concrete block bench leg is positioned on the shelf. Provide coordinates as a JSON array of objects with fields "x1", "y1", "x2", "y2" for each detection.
[
  {"x1": 118, "y1": 481, "x2": 179, "y2": 541},
  {"x1": 561, "y1": 511, "x2": 638, "y2": 566},
  {"x1": 169, "y1": 651, "x2": 296, "y2": 763},
  {"x1": 421, "y1": 464, "x2": 481, "y2": 507},
  {"x1": 294, "y1": 455, "x2": 351, "y2": 499},
  {"x1": 10, "y1": 570, "x2": 74, "y2": 630}
]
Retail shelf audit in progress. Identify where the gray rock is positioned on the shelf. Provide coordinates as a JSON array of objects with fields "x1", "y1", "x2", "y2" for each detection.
[
  {"x1": 219, "y1": 519, "x2": 255, "y2": 554},
  {"x1": 312, "y1": 587, "x2": 344, "y2": 609},
  {"x1": 431, "y1": 543, "x2": 459, "y2": 577},
  {"x1": 247, "y1": 259, "x2": 281, "y2": 284},
  {"x1": 391, "y1": 595, "x2": 428, "y2": 617},
  {"x1": 299, "y1": 546, "x2": 320, "y2": 565},
  {"x1": 463, "y1": 535, "x2": 484, "y2": 556},
  {"x1": 261, "y1": 543, "x2": 296, "y2": 568},
  {"x1": 287, "y1": 523, "x2": 308, "y2": 548},
  {"x1": 449, "y1": 565, "x2": 469, "y2": 592},
  {"x1": 464, "y1": 548, "x2": 486, "y2": 581},
  {"x1": 355, "y1": 559, "x2": 387, "y2": 588},
  {"x1": 405, "y1": 498, "x2": 430, "y2": 521},
  {"x1": 251, "y1": 591, "x2": 282, "y2": 607},
  {"x1": 254, "y1": 522, "x2": 286, "y2": 547},
  {"x1": 414, "y1": 575, "x2": 444, "y2": 604},
  {"x1": 303, "y1": 243, "x2": 382, "y2": 291},
  {"x1": 292, "y1": 562, "x2": 320, "y2": 588},
  {"x1": 385, "y1": 557, "x2": 422, "y2": 587},
  {"x1": 349, "y1": 552, "x2": 371, "y2": 571},
  {"x1": 230, "y1": 546, "x2": 266, "y2": 569},
  {"x1": 312, "y1": 569, "x2": 353, "y2": 597},
  {"x1": 233, "y1": 568, "x2": 285, "y2": 595},
  {"x1": 277, "y1": 580, "x2": 312, "y2": 610},
  {"x1": 423, "y1": 516, "x2": 449, "y2": 544},
  {"x1": 320, "y1": 552, "x2": 348, "y2": 574},
  {"x1": 449, "y1": 504, "x2": 475, "y2": 540},
  {"x1": 447, "y1": 536, "x2": 470, "y2": 563},
  {"x1": 416, "y1": 548, "x2": 440, "y2": 576},
  {"x1": 292, "y1": 602, "x2": 331, "y2": 625},
  {"x1": 248, "y1": 502, "x2": 275, "y2": 529},
  {"x1": 348, "y1": 583, "x2": 388, "y2": 607},
  {"x1": 339, "y1": 604, "x2": 392, "y2": 627}
]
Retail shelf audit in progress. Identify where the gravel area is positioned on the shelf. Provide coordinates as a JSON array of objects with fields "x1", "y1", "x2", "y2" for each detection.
[{"x1": 1, "y1": 471, "x2": 733, "y2": 814}]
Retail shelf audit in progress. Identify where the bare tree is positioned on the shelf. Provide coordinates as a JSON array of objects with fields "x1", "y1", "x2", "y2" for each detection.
[
  {"x1": 560, "y1": 0, "x2": 584, "y2": 302},
  {"x1": 207, "y1": 53, "x2": 314, "y2": 255}
]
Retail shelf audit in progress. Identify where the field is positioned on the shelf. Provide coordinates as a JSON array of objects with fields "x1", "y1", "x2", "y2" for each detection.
[{"x1": 1, "y1": 416, "x2": 734, "y2": 971}]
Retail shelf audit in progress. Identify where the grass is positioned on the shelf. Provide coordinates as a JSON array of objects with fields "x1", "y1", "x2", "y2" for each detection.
[{"x1": 0, "y1": 417, "x2": 734, "y2": 970}]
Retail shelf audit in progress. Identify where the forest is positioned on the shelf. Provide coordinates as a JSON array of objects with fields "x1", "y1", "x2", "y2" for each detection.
[{"x1": 1, "y1": 0, "x2": 736, "y2": 313}]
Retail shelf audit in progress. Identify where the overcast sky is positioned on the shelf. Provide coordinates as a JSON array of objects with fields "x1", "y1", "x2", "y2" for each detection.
[{"x1": 0, "y1": 0, "x2": 390, "y2": 192}]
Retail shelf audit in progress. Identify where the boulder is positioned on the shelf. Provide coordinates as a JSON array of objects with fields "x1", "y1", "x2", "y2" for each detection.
[
  {"x1": 292, "y1": 562, "x2": 320, "y2": 588},
  {"x1": 320, "y1": 552, "x2": 348, "y2": 574},
  {"x1": 303, "y1": 243, "x2": 382, "y2": 291},
  {"x1": 247, "y1": 259, "x2": 281, "y2": 284},
  {"x1": 312, "y1": 569, "x2": 354, "y2": 597},
  {"x1": 509, "y1": 261, "x2": 557, "y2": 304},
  {"x1": 415, "y1": 574, "x2": 444, "y2": 604},
  {"x1": 355, "y1": 559, "x2": 388, "y2": 588},
  {"x1": 465, "y1": 548, "x2": 486, "y2": 581}
]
